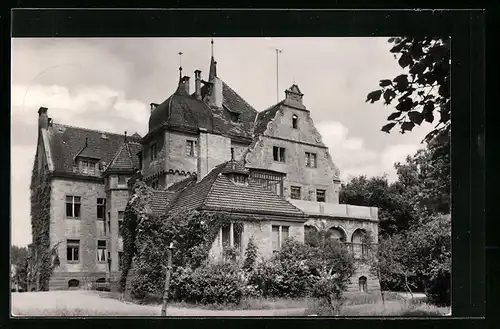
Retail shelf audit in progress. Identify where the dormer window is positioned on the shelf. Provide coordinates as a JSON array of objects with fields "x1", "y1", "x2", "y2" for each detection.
[
  {"x1": 233, "y1": 174, "x2": 247, "y2": 185},
  {"x1": 292, "y1": 114, "x2": 298, "y2": 129},
  {"x1": 80, "y1": 160, "x2": 96, "y2": 175}
]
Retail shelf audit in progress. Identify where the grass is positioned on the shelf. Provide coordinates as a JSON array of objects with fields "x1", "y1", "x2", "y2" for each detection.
[
  {"x1": 12, "y1": 307, "x2": 159, "y2": 317},
  {"x1": 304, "y1": 292, "x2": 450, "y2": 317},
  {"x1": 96, "y1": 291, "x2": 312, "y2": 311}
]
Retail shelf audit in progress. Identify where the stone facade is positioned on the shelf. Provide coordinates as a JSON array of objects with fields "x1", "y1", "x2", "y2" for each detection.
[
  {"x1": 46, "y1": 175, "x2": 130, "y2": 290},
  {"x1": 30, "y1": 50, "x2": 380, "y2": 294},
  {"x1": 208, "y1": 219, "x2": 306, "y2": 262}
]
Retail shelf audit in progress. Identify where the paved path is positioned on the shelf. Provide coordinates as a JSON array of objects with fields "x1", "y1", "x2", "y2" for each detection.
[{"x1": 11, "y1": 291, "x2": 305, "y2": 317}]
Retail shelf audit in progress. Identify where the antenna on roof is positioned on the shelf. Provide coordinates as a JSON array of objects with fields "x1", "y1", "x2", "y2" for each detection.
[
  {"x1": 276, "y1": 49, "x2": 283, "y2": 103},
  {"x1": 178, "y1": 52, "x2": 183, "y2": 81}
]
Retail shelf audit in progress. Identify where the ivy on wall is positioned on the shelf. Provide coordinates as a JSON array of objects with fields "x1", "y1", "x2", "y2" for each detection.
[
  {"x1": 119, "y1": 177, "x2": 263, "y2": 297},
  {"x1": 29, "y1": 154, "x2": 60, "y2": 291}
]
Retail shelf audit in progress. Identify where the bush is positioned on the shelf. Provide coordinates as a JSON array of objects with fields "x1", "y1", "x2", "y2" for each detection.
[
  {"x1": 251, "y1": 238, "x2": 355, "y2": 301},
  {"x1": 251, "y1": 240, "x2": 316, "y2": 298},
  {"x1": 242, "y1": 237, "x2": 258, "y2": 272},
  {"x1": 181, "y1": 262, "x2": 245, "y2": 305}
]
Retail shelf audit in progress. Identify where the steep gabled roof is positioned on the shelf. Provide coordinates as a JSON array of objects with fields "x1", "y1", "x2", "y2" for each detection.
[
  {"x1": 47, "y1": 123, "x2": 141, "y2": 173},
  {"x1": 253, "y1": 101, "x2": 283, "y2": 137},
  {"x1": 165, "y1": 161, "x2": 305, "y2": 218},
  {"x1": 220, "y1": 81, "x2": 258, "y2": 139},
  {"x1": 106, "y1": 141, "x2": 142, "y2": 171},
  {"x1": 166, "y1": 163, "x2": 226, "y2": 214}
]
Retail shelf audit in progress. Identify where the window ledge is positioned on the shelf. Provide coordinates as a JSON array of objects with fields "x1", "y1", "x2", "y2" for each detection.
[
  {"x1": 66, "y1": 217, "x2": 81, "y2": 220},
  {"x1": 67, "y1": 261, "x2": 80, "y2": 264}
]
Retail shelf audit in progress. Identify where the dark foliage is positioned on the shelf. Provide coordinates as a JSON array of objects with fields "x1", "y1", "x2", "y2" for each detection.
[{"x1": 366, "y1": 37, "x2": 450, "y2": 142}]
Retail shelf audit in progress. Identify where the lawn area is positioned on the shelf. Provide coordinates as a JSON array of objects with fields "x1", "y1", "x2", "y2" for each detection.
[{"x1": 11, "y1": 290, "x2": 450, "y2": 317}]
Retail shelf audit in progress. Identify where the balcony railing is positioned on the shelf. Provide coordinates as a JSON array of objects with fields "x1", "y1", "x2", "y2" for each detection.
[{"x1": 288, "y1": 199, "x2": 378, "y2": 221}]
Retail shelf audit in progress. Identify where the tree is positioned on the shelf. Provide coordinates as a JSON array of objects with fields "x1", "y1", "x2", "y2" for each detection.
[
  {"x1": 373, "y1": 214, "x2": 451, "y2": 305},
  {"x1": 366, "y1": 37, "x2": 450, "y2": 142},
  {"x1": 393, "y1": 129, "x2": 450, "y2": 217},
  {"x1": 339, "y1": 175, "x2": 417, "y2": 236}
]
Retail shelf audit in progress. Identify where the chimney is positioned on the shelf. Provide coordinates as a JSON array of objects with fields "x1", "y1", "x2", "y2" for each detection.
[
  {"x1": 194, "y1": 70, "x2": 202, "y2": 100},
  {"x1": 38, "y1": 107, "x2": 49, "y2": 130},
  {"x1": 197, "y1": 128, "x2": 209, "y2": 182}
]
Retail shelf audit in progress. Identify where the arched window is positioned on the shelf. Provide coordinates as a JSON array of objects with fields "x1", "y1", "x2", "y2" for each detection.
[
  {"x1": 328, "y1": 227, "x2": 346, "y2": 243},
  {"x1": 359, "y1": 276, "x2": 368, "y2": 293},
  {"x1": 351, "y1": 229, "x2": 367, "y2": 258},
  {"x1": 68, "y1": 279, "x2": 80, "y2": 289},
  {"x1": 292, "y1": 114, "x2": 298, "y2": 129}
]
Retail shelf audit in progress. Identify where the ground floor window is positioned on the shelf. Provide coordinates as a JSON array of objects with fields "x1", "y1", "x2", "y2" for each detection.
[
  {"x1": 68, "y1": 279, "x2": 80, "y2": 289},
  {"x1": 66, "y1": 240, "x2": 80, "y2": 263},
  {"x1": 219, "y1": 223, "x2": 242, "y2": 261},
  {"x1": 272, "y1": 225, "x2": 290, "y2": 252},
  {"x1": 97, "y1": 240, "x2": 107, "y2": 262},
  {"x1": 359, "y1": 276, "x2": 368, "y2": 293}
]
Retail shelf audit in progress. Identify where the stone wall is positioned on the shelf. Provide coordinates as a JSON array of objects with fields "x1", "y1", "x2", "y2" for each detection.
[
  {"x1": 142, "y1": 131, "x2": 166, "y2": 179},
  {"x1": 208, "y1": 219, "x2": 306, "y2": 262},
  {"x1": 245, "y1": 104, "x2": 341, "y2": 203},
  {"x1": 50, "y1": 178, "x2": 123, "y2": 290}
]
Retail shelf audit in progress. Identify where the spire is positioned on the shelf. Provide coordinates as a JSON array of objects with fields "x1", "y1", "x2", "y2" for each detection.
[
  {"x1": 209, "y1": 38, "x2": 217, "y2": 81},
  {"x1": 124, "y1": 130, "x2": 127, "y2": 143}
]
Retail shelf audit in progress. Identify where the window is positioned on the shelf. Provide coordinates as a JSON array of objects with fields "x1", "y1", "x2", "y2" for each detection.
[
  {"x1": 97, "y1": 240, "x2": 107, "y2": 262},
  {"x1": 118, "y1": 175, "x2": 127, "y2": 185},
  {"x1": 359, "y1": 276, "x2": 368, "y2": 293},
  {"x1": 272, "y1": 225, "x2": 290, "y2": 252},
  {"x1": 316, "y1": 189, "x2": 326, "y2": 202},
  {"x1": 186, "y1": 140, "x2": 197, "y2": 157},
  {"x1": 305, "y1": 152, "x2": 317, "y2": 168},
  {"x1": 233, "y1": 174, "x2": 247, "y2": 184},
  {"x1": 66, "y1": 240, "x2": 80, "y2": 262},
  {"x1": 149, "y1": 142, "x2": 158, "y2": 161},
  {"x1": 66, "y1": 196, "x2": 81, "y2": 218},
  {"x1": 97, "y1": 198, "x2": 106, "y2": 220},
  {"x1": 118, "y1": 252, "x2": 124, "y2": 270},
  {"x1": 68, "y1": 279, "x2": 80, "y2": 288},
  {"x1": 80, "y1": 160, "x2": 96, "y2": 175},
  {"x1": 151, "y1": 179, "x2": 159, "y2": 189},
  {"x1": 291, "y1": 186, "x2": 301, "y2": 200},
  {"x1": 292, "y1": 114, "x2": 298, "y2": 129},
  {"x1": 282, "y1": 226, "x2": 289, "y2": 241},
  {"x1": 273, "y1": 146, "x2": 286, "y2": 162},
  {"x1": 118, "y1": 211, "x2": 124, "y2": 235},
  {"x1": 219, "y1": 223, "x2": 242, "y2": 251}
]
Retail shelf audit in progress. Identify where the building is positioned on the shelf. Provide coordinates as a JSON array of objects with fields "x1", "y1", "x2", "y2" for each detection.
[{"x1": 30, "y1": 42, "x2": 380, "y2": 293}]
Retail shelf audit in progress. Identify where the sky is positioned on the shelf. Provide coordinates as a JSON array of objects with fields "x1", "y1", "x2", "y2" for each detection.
[{"x1": 11, "y1": 37, "x2": 433, "y2": 247}]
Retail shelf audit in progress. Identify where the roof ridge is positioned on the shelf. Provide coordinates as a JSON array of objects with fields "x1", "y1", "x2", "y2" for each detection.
[{"x1": 52, "y1": 123, "x2": 141, "y2": 139}]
